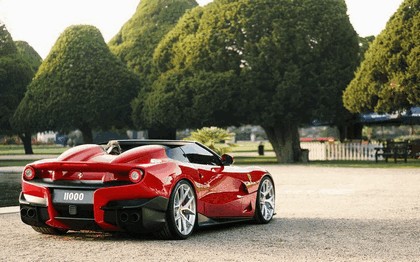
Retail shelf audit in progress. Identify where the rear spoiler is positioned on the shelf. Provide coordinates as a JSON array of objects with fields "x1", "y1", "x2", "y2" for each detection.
[
  {"x1": 30, "y1": 161, "x2": 133, "y2": 173},
  {"x1": 27, "y1": 161, "x2": 135, "y2": 181}
]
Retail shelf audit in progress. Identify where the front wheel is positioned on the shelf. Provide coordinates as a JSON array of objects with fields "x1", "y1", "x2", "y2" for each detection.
[
  {"x1": 154, "y1": 180, "x2": 197, "y2": 240},
  {"x1": 254, "y1": 176, "x2": 275, "y2": 223}
]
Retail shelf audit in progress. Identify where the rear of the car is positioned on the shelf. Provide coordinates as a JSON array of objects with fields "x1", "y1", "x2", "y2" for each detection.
[{"x1": 19, "y1": 144, "x2": 178, "y2": 234}]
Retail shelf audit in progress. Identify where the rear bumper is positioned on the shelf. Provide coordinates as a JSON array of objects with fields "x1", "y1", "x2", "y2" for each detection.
[
  {"x1": 20, "y1": 181, "x2": 169, "y2": 233},
  {"x1": 101, "y1": 197, "x2": 168, "y2": 233}
]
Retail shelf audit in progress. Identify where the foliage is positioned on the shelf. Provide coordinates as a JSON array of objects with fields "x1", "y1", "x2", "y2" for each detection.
[
  {"x1": 358, "y1": 36, "x2": 375, "y2": 61},
  {"x1": 12, "y1": 25, "x2": 140, "y2": 143},
  {"x1": 343, "y1": 0, "x2": 420, "y2": 114},
  {"x1": 109, "y1": 0, "x2": 197, "y2": 76},
  {"x1": 109, "y1": 0, "x2": 197, "y2": 137},
  {"x1": 138, "y1": 70, "x2": 241, "y2": 129},
  {"x1": 241, "y1": 0, "x2": 359, "y2": 127},
  {"x1": 185, "y1": 127, "x2": 236, "y2": 155},
  {"x1": 0, "y1": 144, "x2": 66, "y2": 155},
  {"x1": 0, "y1": 23, "x2": 17, "y2": 56},
  {"x1": 15, "y1": 41, "x2": 42, "y2": 72},
  {"x1": 147, "y1": 0, "x2": 359, "y2": 162},
  {"x1": 0, "y1": 23, "x2": 34, "y2": 134},
  {"x1": 13, "y1": 40, "x2": 43, "y2": 154}
]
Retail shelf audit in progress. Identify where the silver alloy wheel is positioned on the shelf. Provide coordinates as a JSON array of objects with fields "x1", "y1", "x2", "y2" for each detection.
[
  {"x1": 259, "y1": 178, "x2": 275, "y2": 221},
  {"x1": 173, "y1": 183, "x2": 196, "y2": 236}
]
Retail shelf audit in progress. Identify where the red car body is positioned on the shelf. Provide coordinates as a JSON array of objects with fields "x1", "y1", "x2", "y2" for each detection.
[{"x1": 20, "y1": 140, "x2": 275, "y2": 239}]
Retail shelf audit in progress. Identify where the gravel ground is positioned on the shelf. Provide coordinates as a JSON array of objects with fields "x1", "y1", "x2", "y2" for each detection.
[{"x1": 1, "y1": 165, "x2": 419, "y2": 262}]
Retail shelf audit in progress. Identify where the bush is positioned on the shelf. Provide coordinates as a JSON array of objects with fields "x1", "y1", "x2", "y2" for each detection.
[{"x1": 184, "y1": 127, "x2": 236, "y2": 155}]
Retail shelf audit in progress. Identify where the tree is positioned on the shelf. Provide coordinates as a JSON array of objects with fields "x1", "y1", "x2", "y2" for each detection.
[
  {"x1": 0, "y1": 23, "x2": 34, "y2": 154},
  {"x1": 12, "y1": 25, "x2": 139, "y2": 143},
  {"x1": 15, "y1": 41, "x2": 42, "y2": 71},
  {"x1": 108, "y1": 0, "x2": 198, "y2": 139},
  {"x1": 343, "y1": 0, "x2": 420, "y2": 114},
  {"x1": 13, "y1": 41, "x2": 43, "y2": 154},
  {"x1": 358, "y1": 36, "x2": 375, "y2": 61},
  {"x1": 337, "y1": 35, "x2": 376, "y2": 141},
  {"x1": 147, "y1": 0, "x2": 359, "y2": 163}
]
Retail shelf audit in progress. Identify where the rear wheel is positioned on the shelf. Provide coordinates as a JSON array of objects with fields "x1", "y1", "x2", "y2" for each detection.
[
  {"x1": 31, "y1": 226, "x2": 68, "y2": 235},
  {"x1": 154, "y1": 180, "x2": 197, "y2": 240},
  {"x1": 254, "y1": 176, "x2": 275, "y2": 223}
]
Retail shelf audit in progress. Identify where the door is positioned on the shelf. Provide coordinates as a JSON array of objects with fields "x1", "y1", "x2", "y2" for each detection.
[{"x1": 179, "y1": 143, "x2": 244, "y2": 217}]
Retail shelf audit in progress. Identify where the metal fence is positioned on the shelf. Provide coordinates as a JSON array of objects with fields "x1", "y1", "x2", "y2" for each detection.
[{"x1": 301, "y1": 142, "x2": 380, "y2": 161}]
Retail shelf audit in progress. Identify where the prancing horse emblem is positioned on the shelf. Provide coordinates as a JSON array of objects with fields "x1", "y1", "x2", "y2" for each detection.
[{"x1": 247, "y1": 173, "x2": 252, "y2": 182}]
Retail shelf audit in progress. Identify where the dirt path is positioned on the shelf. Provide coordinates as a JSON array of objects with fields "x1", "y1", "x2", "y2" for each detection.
[{"x1": 1, "y1": 165, "x2": 419, "y2": 261}]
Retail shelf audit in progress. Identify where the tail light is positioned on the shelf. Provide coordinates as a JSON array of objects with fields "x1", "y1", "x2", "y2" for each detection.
[
  {"x1": 129, "y1": 169, "x2": 144, "y2": 183},
  {"x1": 23, "y1": 166, "x2": 36, "y2": 180}
]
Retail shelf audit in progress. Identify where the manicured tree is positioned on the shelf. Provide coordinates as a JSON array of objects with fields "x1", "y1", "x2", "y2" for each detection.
[
  {"x1": 148, "y1": 0, "x2": 359, "y2": 163},
  {"x1": 109, "y1": 0, "x2": 198, "y2": 139},
  {"x1": 245, "y1": 0, "x2": 359, "y2": 162},
  {"x1": 0, "y1": 23, "x2": 17, "y2": 56},
  {"x1": 338, "y1": 35, "x2": 376, "y2": 140},
  {"x1": 13, "y1": 25, "x2": 139, "y2": 143},
  {"x1": 15, "y1": 41, "x2": 42, "y2": 72},
  {"x1": 13, "y1": 41, "x2": 43, "y2": 154},
  {"x1": 358, "y1": 36, "x2": 376, "y2": 61},
  {"x1": 0, "y1": 24, "x2": 34, "y2": 154},
  {"x1": 343, "y1": 0, "x2": 420, "y2": 114}
]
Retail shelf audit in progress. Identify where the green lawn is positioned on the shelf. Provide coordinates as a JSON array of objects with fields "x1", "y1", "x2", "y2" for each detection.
[
  {"x1": 1, "y1": 143, "x2": 418, "y2": 168},
  {"x1": 233, "y1": 156, "x2": 420, "y2": 167},
  {"x1": 308, "y1": 159, "x2": 420, "y2": 168},
  {"x1": 230, "y1": 141, "x2": 273, "y2": 153},
  {"x1": 0, "y1": 160, "x2": 35, "y2": 167},
  {"x1": 0, "y1": 142, "x2": 265, "y2": 155},
  {"x1": 1, "y1": 156, "x2": 418, "y2": 168},
  {"x1": 0, "y1": 144, "x2": 66, "y2": 155},
  {"x1": 234, "y1": 156, "x2": 278, "y2": 165}
]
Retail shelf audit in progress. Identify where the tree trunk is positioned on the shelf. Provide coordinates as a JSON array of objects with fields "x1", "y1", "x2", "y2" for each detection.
[
  {"x1": 263, "y1": 124, "x2": 301, "y2": 163},
  {"x1": 147, "y1": 127, "x2": 176, "y2": 140},
  {"x1": 80, "y1": 125, "x2": 93, "y2": 144},
  {"x1": 18, "y1": 132, "x2": 33, "y2": 155}
]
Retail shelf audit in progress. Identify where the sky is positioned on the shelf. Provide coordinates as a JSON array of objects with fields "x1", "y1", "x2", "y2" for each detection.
[{"x1": 0, "y1": 0, "x2": 404, "y2": 59}]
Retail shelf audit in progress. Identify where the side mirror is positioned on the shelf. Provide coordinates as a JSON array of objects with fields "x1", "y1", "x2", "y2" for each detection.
[{"x1": 221, "y1": 154, "x2": 234, "y2": 166}]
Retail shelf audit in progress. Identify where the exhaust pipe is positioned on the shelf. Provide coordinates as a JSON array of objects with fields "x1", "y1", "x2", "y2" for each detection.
[
  {"x1": 120, "y1": 212, "x2": 129, "y2": 223},
  {"x1": 20, "y1": 208, "x2": 28, "y2": 217},
  {"x1": 27, "y1": 208, "x2": 36, "y2": 218},
  {"x1": 131, "y1": 212, "x2": 140, "y2": 223}
]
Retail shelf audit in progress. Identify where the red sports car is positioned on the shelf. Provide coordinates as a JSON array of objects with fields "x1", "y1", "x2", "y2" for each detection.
[{"x1": 20, "y1": 140, "x2": 275, "y2": 239}]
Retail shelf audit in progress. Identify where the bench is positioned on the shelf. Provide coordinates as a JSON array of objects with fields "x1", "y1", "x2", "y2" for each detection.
[{"x1": 375, "y1": 141, "x2": 409, "y2": 163}]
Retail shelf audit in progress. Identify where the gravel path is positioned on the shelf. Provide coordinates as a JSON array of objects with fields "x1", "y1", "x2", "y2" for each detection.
[{"x1": 1, "y1": 165, "x2": 419, "y2": 261}]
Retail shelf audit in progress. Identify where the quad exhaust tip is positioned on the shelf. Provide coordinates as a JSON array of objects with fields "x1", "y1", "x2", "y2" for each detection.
[
  {"x1": 21, "y1": 207, "x2": 37, "y2": 218},
  {"x1": 119, "y1": 211, "x2": 140, "y2": 223}
]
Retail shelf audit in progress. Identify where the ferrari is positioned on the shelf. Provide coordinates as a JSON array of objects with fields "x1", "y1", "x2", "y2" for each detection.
[{"x1": 19, "y1": 140, "x2": 275, "y2": 239}]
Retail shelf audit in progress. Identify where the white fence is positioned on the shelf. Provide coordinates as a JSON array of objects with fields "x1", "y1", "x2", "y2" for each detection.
[{"x1": 301, "y1": 142, "x2": 380, "y2": 161}]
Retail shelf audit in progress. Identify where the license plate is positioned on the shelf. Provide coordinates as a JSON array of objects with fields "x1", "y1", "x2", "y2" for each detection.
[{"x1": 53, "y1": 189, "x2": 93, "y2": 204}]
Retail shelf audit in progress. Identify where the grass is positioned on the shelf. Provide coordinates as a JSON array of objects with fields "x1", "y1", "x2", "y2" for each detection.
[
  {"x1": 0, "y1": 160, "x2": 35, "y2": 167},
  {"x1": 234, "y1": 156, "x2": 278, "y2": 165},
  {"x1": 233, "y1": 156, "x2": 420, "y2": 167},
  {"x1": 0, "y1": 142, "x2": 267, "y2": 155},
  {"x1": 308, "y1": 159, "x2": 420, "y2": 168},
  {"x1": 1, "y1": 156, "x2": 418, "y2": 168},
  {"x1": 0, "y1": 144, "x2": 66, "y2": 155},
  {"x1": 1, "y1": 143, "x2": 418, "y2": 168},
  {"x1": 230, "y1": 141, "x2": 273, "y2": 153}
]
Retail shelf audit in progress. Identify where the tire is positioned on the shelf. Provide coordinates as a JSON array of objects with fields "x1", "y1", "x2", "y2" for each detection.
[
  {"x1": 154, "y1": 180, "x2": 197, "y2": 240},
  {"x1": 254, "y1": 176, "x2": 275, "y2": 224},
  {"x1": 31, "y1": 226, "x2": 68, "y2": 235}
]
